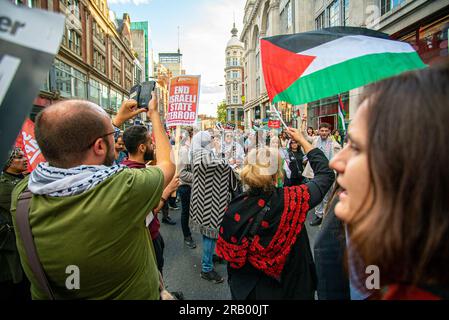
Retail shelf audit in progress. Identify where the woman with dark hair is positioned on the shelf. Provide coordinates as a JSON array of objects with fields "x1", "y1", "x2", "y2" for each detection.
[
  {"x1": 332, "y1": 129, "x2": 343, "y2": 147},
  {"x1": 216, "y1": 128, "x2": 335, "y2": 300},
  {"x1": 286, "y1": 139, "x2": 305, "y2": 186},
  {"x1": 330, "y1": 61, "x2": 449, "y2": 299}
]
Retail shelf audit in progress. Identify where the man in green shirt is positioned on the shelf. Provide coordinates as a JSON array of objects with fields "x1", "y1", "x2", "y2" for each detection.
[{"x1": 11, "y1": 93, "x2": 175, "y2": 299}]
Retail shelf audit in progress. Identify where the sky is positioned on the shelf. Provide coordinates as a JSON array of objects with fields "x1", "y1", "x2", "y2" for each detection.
[{"x1": 108, "y1": 0, "x2": 247, "y2": 117}]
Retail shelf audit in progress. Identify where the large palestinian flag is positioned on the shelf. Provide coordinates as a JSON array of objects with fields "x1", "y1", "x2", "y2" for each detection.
[{"x1": 261, "y1": 27, "x2": 426, "y2": 105}]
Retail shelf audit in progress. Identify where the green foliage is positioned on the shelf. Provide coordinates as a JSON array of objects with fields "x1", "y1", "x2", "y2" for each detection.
[{"x1": 216, "y1": 100, "x2": 227, "y2": 124}]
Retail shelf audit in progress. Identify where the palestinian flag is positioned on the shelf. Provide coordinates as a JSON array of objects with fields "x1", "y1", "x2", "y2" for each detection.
[
  {"x1": 261, "y1": 27, "x2": 427, "y2": 105},
  {"x1": 337, "y1": 95, "x2": 346, "y2": 133}
]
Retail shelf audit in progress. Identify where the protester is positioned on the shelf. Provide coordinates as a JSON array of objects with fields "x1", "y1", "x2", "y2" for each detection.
[
  {"x1": 303, "y1": 122, "x2": 341, "y2": 226},
  {"x1": 10, "y1": 94, "x2": 175, "y2": 299},
  {"x1": 189, "y1": 131, "x2": 239, "y2": 283},
  {"x1": 330, "y1": 61, "x2": 449, "y2": 299},
  {"x1": 332, "y1": 129, "x2": 343, "y2": 147},
  {"x1": 285, "y1": 139, "x2": 305, "y2": 186},
  {"x1": 113, "y1": 133, "x2": 127, "y2": 165},
  {"x1": 223, "y1": 132, "x2": 244, "y2": 170},
  {"x1": 121, "y1": 125, "x2": 179, "y2": 274},
  {"x1": 307, "y1": 127, "x2": 315, "y2": 138},
  {"x1": 279, "y1": 131, "x2": 290, "y2": 151},
  {"x1": 216, "y1": 127, "x2": 335, "y2": 299},
  {"x1": 0, "y1": 148, "x2": 30, "y2": 301},
  {"x1": 178, "y1": 126, "x2": 197, "y2": 249}
]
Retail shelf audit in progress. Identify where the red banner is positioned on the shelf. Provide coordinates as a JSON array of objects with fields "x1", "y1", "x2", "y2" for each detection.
[
  {"x1": 166, "y1": 75, "x2": 200, "y2": 127},
  {"x1": 268, "y1": 120, "x2": 281, "y2": 129},
  {"x1": 15, "y1": 119, "x2": 46, "y2": 172}
]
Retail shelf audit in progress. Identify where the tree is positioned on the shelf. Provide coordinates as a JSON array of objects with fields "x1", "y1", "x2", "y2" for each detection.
[{"x1": 216, "y1": 100, "x2": 227, "y2": 124}]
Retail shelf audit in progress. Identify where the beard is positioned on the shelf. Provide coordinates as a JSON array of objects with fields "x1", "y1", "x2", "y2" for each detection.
[
  {"x1": 103, "y1": 141, "x2": 116, "y2": 166},
  {"x1": 144, "y1": 147, "x2": 154, "y2": 162}
]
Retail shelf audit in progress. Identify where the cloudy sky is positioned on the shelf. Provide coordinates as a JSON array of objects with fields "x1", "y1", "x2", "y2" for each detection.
[{"x1": 108, "y1": 0, "x2": 247, "y2": 117}]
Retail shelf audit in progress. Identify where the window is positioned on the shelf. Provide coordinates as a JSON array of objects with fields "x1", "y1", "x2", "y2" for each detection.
[
  {"x1": 113, "y1": 67, "x2": 121, "y2": 84},
  {"x1": 343, "y1": 0, "x2": 350, "y2": 26},
  {"x1": 100, "y1": 83, "x2": 109, "y2": 109},
  {"x1": 125, "y1": 76, "x2": 132, "y2": 91},
  {"x1": 110, "y1": 89, "x2": 118, "y2": 112},
  {"x1": 232, "y1": 58, "x2": 239, "y2": 66},
  {"x1": 15, "y1": 0, "x2": 38, "y2": 8},
  {"x1": 255, "y1": 51, "x2": 260, "y2": 72},
  {"x1": 233, "y1": 83, "x2": 238, "y2": 91},
  {"x1": 381, "y1": 0, "x2": 406, "y2": 16},
  {"x1": 328, "y1": 0, "x2": 340, "y2": 27},
  {"x1": 93, "y1": 20, "x2": 106, "y2": 45},
  {"x1": 112, "y1": 43, "x2": 121, "y2": 60},
  {"x1": 93, "y1": 49, "x2": 106, "y2": 73},
  {"x1": 54, "y1": 59, "x2": 87, "y2": 99},
  {"x1": 232, "y1": 71, "x2": 240, "y2": 78},
  {"x1": 74, "y1": 31, "x2": 81, "y2": 55},
  {"x1": 315, "y1": 11, "x2": 325, "y2": 30},
  {"x1": 89, "y1": 79, "x2": 101, "y2": 105},
  {"x1": 256, "y1": 77, "x2": 260, "y2": 97},
  {"x1": 227, "y1": 71, "x2": 231, "y2": 79},
  {"x1": 233, "y1": 96, "x2": 239, "y2": 104},
  {"x1": 226, "y1": 57, "x2": 231, "y2": 67},
  {"x1": 280, "y1": 0, "x2": 293, "y2": 34}
]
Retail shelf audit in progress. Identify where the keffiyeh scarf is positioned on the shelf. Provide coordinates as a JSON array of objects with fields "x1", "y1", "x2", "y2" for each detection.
[{"x1": 28, "y1": 162, "x2": 124, "y2": 197}]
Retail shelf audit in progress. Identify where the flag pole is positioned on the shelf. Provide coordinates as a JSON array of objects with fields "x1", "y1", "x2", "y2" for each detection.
[{"x1": 271, "y1": 103, "x2": 289, "y2": 130}]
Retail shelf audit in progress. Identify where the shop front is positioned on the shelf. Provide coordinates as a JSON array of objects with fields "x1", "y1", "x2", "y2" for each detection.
[{"x1": 394, "y1": 8, "x2": 449, "y2": 66}]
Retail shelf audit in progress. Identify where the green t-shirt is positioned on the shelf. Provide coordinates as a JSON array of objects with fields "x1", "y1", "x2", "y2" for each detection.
[{"x1": 11, "y1": 167, "x2": 164, "y2": 300}]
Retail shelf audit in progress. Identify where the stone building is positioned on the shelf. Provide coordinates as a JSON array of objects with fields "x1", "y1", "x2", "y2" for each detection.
[{"x1": 224, "y1": 23, "x2": 245, "y2": 128}]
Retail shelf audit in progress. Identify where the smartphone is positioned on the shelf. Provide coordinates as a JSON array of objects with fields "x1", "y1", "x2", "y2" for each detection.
[
  {"x1": 129, "y1": 81, "x2": 156, "y2": 109},
  {"x1": 138, "y1": 81, "x2": 156, "y2": 109}
]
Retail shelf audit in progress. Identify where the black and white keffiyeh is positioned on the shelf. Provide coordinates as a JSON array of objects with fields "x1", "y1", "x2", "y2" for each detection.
[{"x1": 28, "y1": 162, "x2": 124, "y2": 197}]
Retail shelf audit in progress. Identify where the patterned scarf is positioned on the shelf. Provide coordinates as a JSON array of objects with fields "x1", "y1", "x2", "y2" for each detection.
[
  {"x1": 28, "y1": 162, "x2": 124, "y2": 197},
  {"x1": 317, "y1": 138, "x2": 334, "y2": 160}
]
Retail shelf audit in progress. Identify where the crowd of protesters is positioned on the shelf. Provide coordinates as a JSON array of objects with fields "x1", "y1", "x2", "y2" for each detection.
[{"x1": 0, "y1": 61, "x2": 448, "y2": 300}]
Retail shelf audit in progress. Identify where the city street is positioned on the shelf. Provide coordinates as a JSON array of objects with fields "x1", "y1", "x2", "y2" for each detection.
[{"x1": 161, "y1": 207, "x2": 320, "y2": 300}]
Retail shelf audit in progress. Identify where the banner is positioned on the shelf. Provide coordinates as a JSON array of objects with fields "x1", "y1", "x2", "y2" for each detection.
[
  {"x1": 268, "y1": 120, "x2": 281, "y2": 129},
  {"x1": 15, "y1": 119, "x2": 46, "y2": 172},
  {"x1": 166, "y1": 75, "x2": 201, "y2": 127},
  {"x1": 0, "y1": 2, "x2": 65, "y2": 167}
]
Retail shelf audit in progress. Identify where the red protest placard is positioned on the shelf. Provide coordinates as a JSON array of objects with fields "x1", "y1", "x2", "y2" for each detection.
[
  {"x1": 15, "y1": 119, "x2": 46, "y2": 172},
  {"x1": 166, "y1": 75, "x2": 201, "y2": 127},
  {"x1": 268, "y1": 120, "x2": 281, "y2": 129}
]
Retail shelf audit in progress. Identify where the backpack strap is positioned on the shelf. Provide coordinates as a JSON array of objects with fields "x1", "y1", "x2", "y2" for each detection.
[{"x1": 15, "y1": 189, "x2": 55, "y2": 300}]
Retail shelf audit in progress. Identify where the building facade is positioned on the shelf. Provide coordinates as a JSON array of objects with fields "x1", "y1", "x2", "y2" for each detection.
[
  {"x1": 130, "y1": 21, "x2": 151, "y2": 81},
  {"x1": 154, "y1": 63, "x2": 172, "y2": 119},
  {"x1": 224, "y1": 24, "x2": 245, "y2": 128},
  {"x1": 158, "y1": 51, "x2": 185, "y2": 77},
  {"x1": 13, "y1": 0, "x2": 138, "y2": 127},
  {"x1": 240, "y1": 0, "x2": 449, "y2": 130}
]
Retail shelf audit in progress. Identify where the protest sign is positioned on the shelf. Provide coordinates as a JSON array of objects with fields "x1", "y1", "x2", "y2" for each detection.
[
  {"x1": 0, "y1": 2, "x2": 65, "y2": 166},
  {"x1": 166, "y1": 75, "x2": 201, "y2": 127},
  {"x1": 268, "y1": 120, "x2": 281, "y2": 129},
  {"x1": 15, "y1": 119, "x2": 46, "y2": 172}
]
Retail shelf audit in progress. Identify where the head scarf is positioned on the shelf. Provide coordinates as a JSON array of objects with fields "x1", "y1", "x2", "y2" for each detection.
[
  {"x1": 191, "y1": 131, "x2": 212, "y2": 153},
  {"x1": 3, "y1": 147, "x2": 23, "y2": 171}
]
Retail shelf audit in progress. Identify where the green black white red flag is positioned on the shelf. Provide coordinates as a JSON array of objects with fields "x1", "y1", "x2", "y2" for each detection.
[{"x1": 260, "y1": 27, "x2": 426, "y2": 105}]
